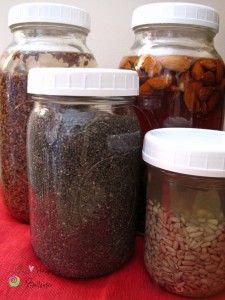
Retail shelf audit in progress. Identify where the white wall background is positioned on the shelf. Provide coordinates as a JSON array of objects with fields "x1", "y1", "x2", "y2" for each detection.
[{"x1": 0, "y1": 0, "x2": 224, "y2": 68}]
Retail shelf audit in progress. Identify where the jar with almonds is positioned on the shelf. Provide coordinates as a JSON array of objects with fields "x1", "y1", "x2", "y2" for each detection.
[
  {"x1": 0, "y1": 3, "x2": 97, "y2": 222},
  {"x1": 119, "y1": 2, "x2": 225, "y2": 233},
  {"x1": 143, "y1": 128, "x2": 225, "y2": 297}
]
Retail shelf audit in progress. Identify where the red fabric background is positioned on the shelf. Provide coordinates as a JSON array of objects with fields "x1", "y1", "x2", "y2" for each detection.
[{"x1": 1, "y1": 194, "x2": 225, "y2": 300}]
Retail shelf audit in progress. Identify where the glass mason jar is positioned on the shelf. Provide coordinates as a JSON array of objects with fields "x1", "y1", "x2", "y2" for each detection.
[
  {"x1": 0, "y1": 3, "x2": 97, "y2": 223},
  {"x1": 27, "y1": 68, "x2": 141, "y2": 279},
  {"x1": 143, "y1": 128, "x2": 225, "y2": 297},
  {"x1": 119, "y1": 2, "x2": 225, "y2": 233}
]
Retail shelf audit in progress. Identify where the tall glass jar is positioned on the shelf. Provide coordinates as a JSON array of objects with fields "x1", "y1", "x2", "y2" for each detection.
[
  {"x1": 142, "y1": 128, "x2": 225, "y2": 297},
  {"x1": 27, "y1": 68, "x2": 141, "y2": 278},
  {"x1": 0, "y1": 3, "x2": 97, "y2": 222},
  {"x1": 119, "y1": 2, "x2": 225, "y2": 233}
]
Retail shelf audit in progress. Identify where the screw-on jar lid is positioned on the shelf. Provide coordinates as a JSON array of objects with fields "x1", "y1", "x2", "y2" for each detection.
[
  {"x1": 132, "y1": 2, "x2": 219, "y2": 33},
  {"x1": 28, "y1": 68, "x2": 139, "y2": 97},
  {"x1": 142, "y1": 128, "x2": 225, "y2": 178},
  {"x1": 8, "y1": 2, "x2": 91, "y2": 31}
]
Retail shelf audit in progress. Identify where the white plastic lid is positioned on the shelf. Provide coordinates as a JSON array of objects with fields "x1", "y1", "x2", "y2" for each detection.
[
  {"x1": 132, "y1": 2, "x2": 219, "y2": 33},
  {"x1": 28, "y1": 68, "x2": 139, "y2": 97},
  {"x1": 142, "y1": 128, "x2": 225, "y2": 178},
  {"x1": 8, "y1": 2, "x2": 91, "y2": 31}
]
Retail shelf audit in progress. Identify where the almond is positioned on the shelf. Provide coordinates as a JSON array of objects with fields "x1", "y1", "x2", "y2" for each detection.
[
  {"x1": 184, "y1": 80, "x2": 202, "y2": 110},
  {"x1": 198, "y1": 86, "x2": 215, "y2": 102},
  {"x1": 119, "y1": 56, "x2": 138, "y2": 70},
  {"x1": 146, "y1": 74, "x2": 173, "y2": 90},
  {"x1": 194, "y1": 99, "x2": 200, "y2": 113},
  {"x1": 168, "y1": 85, "x2": 180, "y2": 93},
  {"x1": 191, "y1": 60, "x2": 204, "y2": 81},
  {"x1": 137, "y1": 69, "x2": 149, "y2": 84},
  {"x1": 139, "y1": 81, "x2": 154, "y2": 96},
  {"x1": 179, "y1": 71, "x2": 191, "y2": 92},
  {"x1": 216, "y1": 78, "x2": 225, "y2": 92},
  {"x1": 137, "y1": 55, "x2": 162, "y2": 77},
  {"x1": 159, "y1": 55, "x2": 192, "y2": 73},
  {"x1": 199, "y1": 101, "x2": 207, "y2": 114},
  {"x1": 183, "y1": 92, "x2": 194, "y2": 111},
  {"x1": 194, "y1": 99, "x2": 207, "y2": 114},
  {"x1": 119, "y1": 56, "x2": 131, "y2": 69},
  {"x1": 200, "y1": 59, "x2": 216, "y2": 71},
  {"x1": 216, "y1": 60, "x2": 224, "y2": 84},
  {"x1": 207, "y1": 92, "x2": 220, "y2": 112},
  {"x1": 185, "y1": 80, "x2": 203, "y2": 91},
  {"x1": 202, "y1": 71, "x2": 216, "y2": 86}
]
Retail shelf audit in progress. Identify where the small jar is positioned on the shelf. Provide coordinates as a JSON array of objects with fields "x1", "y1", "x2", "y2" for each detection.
[
  {"x1": 0, "y1": 3, "x2": 97, "y2": 222},
  {"x1": 142, "y1": 128, "x2": 225, "y2": 297},
  {"x1": 27, "y1": 68, "x2": 141, "y2": 278},
  {"x1": 119, "y1": 2, "x2": 225, "y2": 234}
]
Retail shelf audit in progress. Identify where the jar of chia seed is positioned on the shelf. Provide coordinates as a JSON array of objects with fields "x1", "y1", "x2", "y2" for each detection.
[
  {"x1": 119, "y1": 2, "x2": 225, "y2": 234},
  {"x1": 0, "y1": 3, "x2": 97, "y2": 223},
  {"x1": 27, "y1": 68, "x2": 141, "y2": 279},
  {"x1": 142, "y1": 128, "x2": 225, "y2": 297}
]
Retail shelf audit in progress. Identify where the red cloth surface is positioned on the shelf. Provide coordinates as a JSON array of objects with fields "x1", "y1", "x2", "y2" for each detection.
[{"x1": 1, "y1": 195, "x2": 225, "y2": 300}]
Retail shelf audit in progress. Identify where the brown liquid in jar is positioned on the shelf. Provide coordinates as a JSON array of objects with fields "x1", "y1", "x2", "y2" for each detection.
[{"x1": 119, "y1": 55, "x2": 225, "y2": 138}]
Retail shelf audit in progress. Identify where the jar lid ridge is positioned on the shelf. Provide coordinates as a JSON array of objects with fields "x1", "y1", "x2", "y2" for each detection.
[
  {"x1": 28, "y1": 68, "x2": 139, "y2": 97},
  {"x1": 8, "y1": 2, "x2": 91, "y2": 31},
  {"x1": 132, "y1": 2, "x2": 219, "y2": 33},
  {"x1": 142, "y1": 128, "x2": 225, "y2": 178}
]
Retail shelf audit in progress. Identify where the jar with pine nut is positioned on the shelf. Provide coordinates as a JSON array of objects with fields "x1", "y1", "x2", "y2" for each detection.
[
  {"x1": 119, "y1": 2, "x2": 225, "y2": 234},
  {"x1": 142, "y1": 128, "x2": 225, "y2": 297}
]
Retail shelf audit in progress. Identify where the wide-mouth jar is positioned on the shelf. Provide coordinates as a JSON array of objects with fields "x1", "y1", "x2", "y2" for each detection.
[
  {"x1": 119, "y1": 2, "x2": 225, "y2": 235},
  {"x1": 0, "y1": 2, "x2": 97, "y2": 223},
  {"x1": 27, "y1": 68, "x2": 141, "y2": 278},
  {"x1": 142, "y1": 128, "x2": 225, "y2": 297}
]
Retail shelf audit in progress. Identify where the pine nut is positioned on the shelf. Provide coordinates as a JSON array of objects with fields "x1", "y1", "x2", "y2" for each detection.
[{"x1": 144, "y1": 201, "x2": 225, "y2": 297}]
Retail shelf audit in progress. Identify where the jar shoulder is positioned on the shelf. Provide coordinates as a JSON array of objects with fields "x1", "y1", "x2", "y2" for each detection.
[
  {"x1": 0, "y1": 48, "x2": 97, "y2": 72},
  {"x1": 129, "y1": 41, "x2": 221, "y2": 59},
  {"x1": 129, "y1": 26, "x2": 221, "y2": 59}
]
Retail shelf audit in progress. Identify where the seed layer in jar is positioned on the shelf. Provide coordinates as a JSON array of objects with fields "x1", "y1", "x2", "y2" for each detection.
[
  {"x1": 145, "y1": 199, "x2": 225, "y2": 297},
  {"x1": 0, "y1": 50, "x2": 96, "y2": 222}
]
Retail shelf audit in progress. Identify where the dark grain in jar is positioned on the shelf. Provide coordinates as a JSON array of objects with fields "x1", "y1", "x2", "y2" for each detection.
[
  {"x1": 0, "y1": 51, "x2": 96, "y2": 222},
  {"x1": 27, "y1": 101, "x2": 141, "y2": 278}
]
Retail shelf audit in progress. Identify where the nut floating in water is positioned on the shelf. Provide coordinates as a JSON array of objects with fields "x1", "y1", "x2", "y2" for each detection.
[
  {"x1": 119, "y1": 54, "x2": 225, "y2": 129},
  {"x1": 158, "y1": 55, "x2": 192, "y2": 73}
]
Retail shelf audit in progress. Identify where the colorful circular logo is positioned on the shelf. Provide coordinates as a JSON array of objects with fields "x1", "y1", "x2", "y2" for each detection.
[{"x1": 8, "y1": 275, "x2": 20, "y2": 287}]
